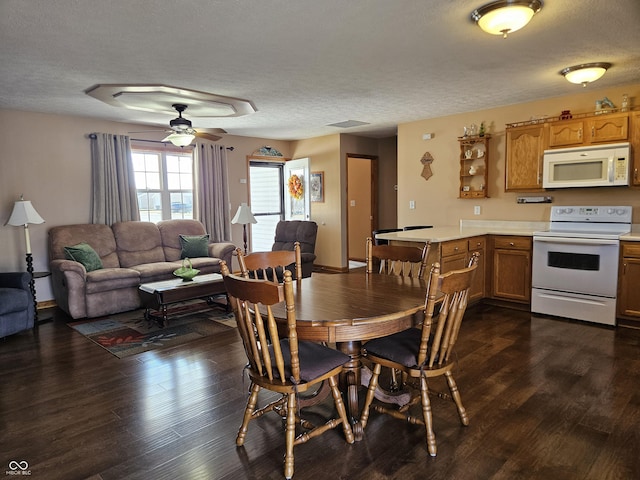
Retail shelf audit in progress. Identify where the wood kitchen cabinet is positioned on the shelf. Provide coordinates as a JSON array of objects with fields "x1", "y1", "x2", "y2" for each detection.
[
  {"x1": 505, "y1": 123, "x2": 547, "y2": 191},
  {"x1": 441, "y1": 236, "x2": 486, "y2": 302},
  {"x1": 630, "y1": 111, "x2": 640, "y2": 186},
  {"x1": 548, "y1": 112, "x2": 629, "y2": 148},
  {"x1": 617, "y1": 242, "x2": 640, "y2": 328},
  {"x1": 490, "y1": 235, "x2": 531, "y2": 303}
]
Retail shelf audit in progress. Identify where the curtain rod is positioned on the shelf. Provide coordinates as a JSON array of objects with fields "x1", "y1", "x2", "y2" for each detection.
[{"x1": 88, "y1": 134, "x2": 233, "y2": 150}]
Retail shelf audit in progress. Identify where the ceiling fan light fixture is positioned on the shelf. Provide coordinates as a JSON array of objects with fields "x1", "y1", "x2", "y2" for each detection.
[
  {"x1": 163, "y1": 132, "x2": 195, "y2": 147},
  {"x1": 560, "y1": 62, "x2": 611, "y2": 87},
  {"x1": 472, "y1": 0, "x2": 542, "y2": 38}
]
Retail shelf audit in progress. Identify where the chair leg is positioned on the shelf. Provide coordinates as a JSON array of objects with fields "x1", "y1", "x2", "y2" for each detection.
[
  {"x1": 359, "y1": 363, "x2": 382, "y2": 430},
  {"x1": 445, "y1": 370, "x2": 469, "y2": 426},
  {"x1": 328, "y1": 375, "x2": 355, "y2": 444},
  {"x1": 420, "y1": 374, "x2": 437, "y2": 457},
  {"x1": 236, "y1": 383, "x2": 260, "y2": 446},
  {"x1": 284, "y1": 392, "x2": 296, "y2": 480}
]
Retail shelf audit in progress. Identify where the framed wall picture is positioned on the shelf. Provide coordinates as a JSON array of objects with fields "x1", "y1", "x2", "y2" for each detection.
[{"x1": 310, "y1": 171, "x2": 324, "y2": 202}]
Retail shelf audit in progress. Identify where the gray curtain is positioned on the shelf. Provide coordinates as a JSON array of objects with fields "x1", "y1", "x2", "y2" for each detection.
[
  {"x1": 195, "y1": 141, "x2": 231, "y2": 242},
  {"x1": 90, "y1": 133, "x2": 139, "y2": 225}
]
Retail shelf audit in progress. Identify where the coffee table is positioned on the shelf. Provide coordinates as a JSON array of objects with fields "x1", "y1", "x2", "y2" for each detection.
[{"x1": 138, "y1": 273, "x2": 226, "y2": 326}]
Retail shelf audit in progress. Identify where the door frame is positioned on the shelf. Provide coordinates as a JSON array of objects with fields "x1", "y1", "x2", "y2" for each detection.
[{"x1": 346, "y1": 153, "x2": 378, "y2": 262}]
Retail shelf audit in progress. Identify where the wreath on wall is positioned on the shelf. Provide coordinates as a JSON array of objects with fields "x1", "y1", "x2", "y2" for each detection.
[{"x1": 288, "y1": 174, "x2": 304, "y2": 200}]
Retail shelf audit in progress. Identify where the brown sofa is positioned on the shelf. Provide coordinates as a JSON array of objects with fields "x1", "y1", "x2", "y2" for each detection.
[{"x1": 48, "y1": 219, "x2": 235, "y2": 319}]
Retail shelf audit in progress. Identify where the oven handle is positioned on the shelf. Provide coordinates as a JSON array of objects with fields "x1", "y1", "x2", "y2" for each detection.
[{"x1": 533, "y1": 236, "x2": 619, "y2": 246}]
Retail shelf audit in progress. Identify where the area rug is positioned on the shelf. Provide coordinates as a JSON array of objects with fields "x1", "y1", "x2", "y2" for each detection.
[{"x1": 68, "y1": 301, "x2": 236, "y2": 359}]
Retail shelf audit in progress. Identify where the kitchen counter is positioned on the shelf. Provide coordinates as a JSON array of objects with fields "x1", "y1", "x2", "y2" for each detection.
[
  {"x1": 621, "y1": 225, "x2": 640, "y2": 241},
  {"x1": 375, "y1": 220, "x2": 549, "y2": 243}
]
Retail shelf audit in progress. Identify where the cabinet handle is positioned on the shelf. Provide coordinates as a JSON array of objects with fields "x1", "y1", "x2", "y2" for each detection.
[
  {"x1": 454, "y1": 247, "x2": 459, "y2": 251},
  {"x1": 509, "y1": 242, "x2": 515, "y2": 246},
  {"x1": 592, "y1": 126, "x2": 595, "y2": 137},
  {"x1": 635, "y1": 168, "x2": 638, "y2": 181},
  {"x1": 578, "y1": 128, "x2": 582, "y2": 139}
]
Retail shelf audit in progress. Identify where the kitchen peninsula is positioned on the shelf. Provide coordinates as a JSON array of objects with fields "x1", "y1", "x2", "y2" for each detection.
[{"x1": 376, "y1": 219, "x2": 640, "y2": 325}]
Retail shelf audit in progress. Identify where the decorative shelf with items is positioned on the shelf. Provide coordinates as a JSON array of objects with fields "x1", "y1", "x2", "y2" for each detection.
[{"x1": 458, "y1": 134, "x2": 490, "y2": 198}]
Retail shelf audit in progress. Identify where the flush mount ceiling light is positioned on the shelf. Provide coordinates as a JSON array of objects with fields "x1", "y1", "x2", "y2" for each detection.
[
  {"x1": 560, "y1": 62, "x2": 612, "y2": 87},
  {"x1": 471, "y1": 0, "x2": 543, "y2": 38}
]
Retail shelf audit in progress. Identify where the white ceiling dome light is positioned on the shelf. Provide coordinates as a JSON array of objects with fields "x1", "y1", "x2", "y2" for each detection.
[
  {"x1": 471, "y1": 0, "x2": 543, "y2": 38},
  {"x1": 560, "y1": 63, "x2": 612, "y2": 87}
]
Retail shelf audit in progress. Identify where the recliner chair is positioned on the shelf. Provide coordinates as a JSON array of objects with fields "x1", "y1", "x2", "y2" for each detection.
[
  {"x1": 0, "y1": 272, "x2": 35, "y2": 338},
  {"x1": 271, "y1": 220, "x2": 318, "y2": 278}
]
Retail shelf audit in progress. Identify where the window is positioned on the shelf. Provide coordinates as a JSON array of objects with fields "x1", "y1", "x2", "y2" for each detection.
[
  {"x1": 249, "y1": 161, "x2": 284, "y2": 251},
  {"x1": 132, "y1": 147, "x2": 194, "y2": 223}
]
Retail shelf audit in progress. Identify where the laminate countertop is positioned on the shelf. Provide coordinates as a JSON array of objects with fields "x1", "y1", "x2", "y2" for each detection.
[{"x1": 375, "y1": 220, "x2": 640, "y2": 243}]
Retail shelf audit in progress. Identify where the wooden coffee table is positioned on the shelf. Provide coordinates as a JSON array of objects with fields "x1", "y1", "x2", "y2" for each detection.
[{"x1": 138, "y1": 273, "x2": 226, "y2": 326}]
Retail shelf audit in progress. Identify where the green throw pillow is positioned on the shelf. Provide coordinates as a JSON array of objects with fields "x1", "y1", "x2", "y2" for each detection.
[
  {"x1": 64, "y1": 242, "x2": 103, "y2": 272},
  {"x1": 179, "y1": 234, "x2": 210, "y2": 258}
]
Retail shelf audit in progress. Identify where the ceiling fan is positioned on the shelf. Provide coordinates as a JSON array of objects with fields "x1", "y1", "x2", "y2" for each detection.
[{"x1": 130, "y1": 103, "x2": 226, "y2": 146}]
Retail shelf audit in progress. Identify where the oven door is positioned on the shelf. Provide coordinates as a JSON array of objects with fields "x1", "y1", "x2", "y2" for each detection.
[{"x1": 532, "y1": 236, "x2": 620, "y2": 297}]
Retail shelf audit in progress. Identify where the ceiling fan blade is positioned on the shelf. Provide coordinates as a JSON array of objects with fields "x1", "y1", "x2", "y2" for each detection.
[{"x1": 195, "y1": 131, "x2": 223, "y2": 142}]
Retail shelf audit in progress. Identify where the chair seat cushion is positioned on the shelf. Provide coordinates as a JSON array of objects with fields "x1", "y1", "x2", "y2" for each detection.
[
  {"x1": 270, "y1": 339, "x2": 349, "y2": 383},
  {"x1": 0, "y1": 288, "x2": 30, "y2": 315},
  {"x1": 364, "y1": 327, "x2": 424, "y2": 368}
]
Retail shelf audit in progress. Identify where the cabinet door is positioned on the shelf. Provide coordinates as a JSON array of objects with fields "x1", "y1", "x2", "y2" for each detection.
[
  {"x1": 492, "y1": 249, "x2": 531, "y2": 302},
  {"x1": 548, "y1": 120, "x2": 585, "y2": 148},
  {"x1": 588, "y1": 113, "x2": 628, "y2": 143},
  {"x1": 618, "y1": 257, "x2": 640, "y2": 318},
  {"x1": 505, "y1": 125, "x2": 546, "y2": 191},
  {"x1": 630, "y1": 111, "x2": 640, "y2": 186},
  {"x1": 441, "y1": 252, "x2": 467, "y2": 273}
]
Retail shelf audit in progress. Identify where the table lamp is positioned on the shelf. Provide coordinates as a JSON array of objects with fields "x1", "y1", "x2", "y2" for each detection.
[
  {"x1": 231, "y1": 203, "x2": 257, "y2": 254},
  {"x1": 6, "y1": 195, "x2": 45, "y2": 319}
]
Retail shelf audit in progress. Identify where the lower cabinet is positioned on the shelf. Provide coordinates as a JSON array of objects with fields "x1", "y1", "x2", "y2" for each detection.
[
  {"x1": 490, "y1": 235, "x2": 532, "y2": 303},
  {"x1": 618, "y1": 242, "x2": 640, "y2": 327},
  {"x1": 441, "y1": 236, "x2": 486, "y2": 302}
]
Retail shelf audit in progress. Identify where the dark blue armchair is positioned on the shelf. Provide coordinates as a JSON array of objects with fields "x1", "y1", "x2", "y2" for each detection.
[{"x1": 0, "y1": 272, "x2": 35, "y2": 338}]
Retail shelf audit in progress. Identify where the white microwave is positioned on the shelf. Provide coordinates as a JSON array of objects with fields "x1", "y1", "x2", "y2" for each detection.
[{"x1": 542, "y1": 142, "x2": 631, "y2": 189}]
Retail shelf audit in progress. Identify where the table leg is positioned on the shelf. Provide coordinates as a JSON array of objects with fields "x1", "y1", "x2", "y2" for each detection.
[{"x1": 337, "y1": 340, "x2": 364, "y2": 440}]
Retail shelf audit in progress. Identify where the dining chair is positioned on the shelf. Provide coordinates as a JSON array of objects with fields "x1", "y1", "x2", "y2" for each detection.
[
  {"x1": 360, "y1": 252, "x2": 479, "y2": 457},
  {"x1": 365, "y1": 237, "x2": 430, "y2": 279},
  {"x1": 219, "y1": 261, "x2": 354, "y2": 479},
  {"x1": 236, "y1": 241, "x2": 302, "y2": 282}
]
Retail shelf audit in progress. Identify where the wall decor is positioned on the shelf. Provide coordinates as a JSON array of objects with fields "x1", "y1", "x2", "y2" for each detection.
[
  {"x1": 420, "y1": 152, "x2": 434, "y2": 181},
  {"x1": 310, "y1": 171, "x2": 324, "y2": 202}
]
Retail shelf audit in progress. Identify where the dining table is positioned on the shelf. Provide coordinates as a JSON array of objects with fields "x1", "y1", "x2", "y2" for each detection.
[{"x1": 267, "y1": 270, "x2": 428, "y2": 440}]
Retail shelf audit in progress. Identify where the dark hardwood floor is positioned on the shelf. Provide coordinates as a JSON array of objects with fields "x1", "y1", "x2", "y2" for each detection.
[{"x1": 2, "y1": 304, "x2": 639, "y2": 480}]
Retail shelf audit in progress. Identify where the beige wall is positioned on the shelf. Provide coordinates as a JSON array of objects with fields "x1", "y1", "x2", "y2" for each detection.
[
  {"x1": 397, "y1": 83, "x2": 640, "y2": 227},
  {"x1": 0, "y1": 109, "x2": 291, "y2": 302}
]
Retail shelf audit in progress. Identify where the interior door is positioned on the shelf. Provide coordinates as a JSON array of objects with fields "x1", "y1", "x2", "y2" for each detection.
[
  {"x1": 284, "y1": 157, "x2": 311, "y2": 220},
  {"x1": 347, "y1": 156, "x2": 375, "y2": 262}
]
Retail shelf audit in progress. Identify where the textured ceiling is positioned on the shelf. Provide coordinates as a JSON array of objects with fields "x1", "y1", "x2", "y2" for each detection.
[{"x1": 1, "y1": 0, "x2": 639, "y2": 140}]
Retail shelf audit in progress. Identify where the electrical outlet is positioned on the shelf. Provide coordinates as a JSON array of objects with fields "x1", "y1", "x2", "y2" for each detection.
[
  {"x1": 409, "y1": 200, "x2": 415, "y2": 209},
  {"x1": 474, "y1": 205, "x2": 481, "y2": 215}
]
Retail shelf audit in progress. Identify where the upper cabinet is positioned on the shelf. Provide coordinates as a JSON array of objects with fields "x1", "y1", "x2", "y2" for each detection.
[
  {"x1": 505, "y1": 123, "x2": 548, "y2": 191},
  {"x1": 506, "y1": 109, "x2": 638, "y2": 191},
  {"x1": 548, "y1": 112, "x2": 629, "y2": 148},
  {"x1": 630, "y1": 111, "x2": 640, "y2": 186},
  {"x1": 458, "y1": 135, "x2": 490, "y2": 198}
]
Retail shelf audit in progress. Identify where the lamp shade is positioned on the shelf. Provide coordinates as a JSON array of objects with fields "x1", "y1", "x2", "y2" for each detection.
[
  {"x1": 6, "y1": 200, "x2": 45, "y2": 226},
  {"x1": 163, "y1": 132, "x2": 195, "y2": 147},
  {"x1": 560, "y1": 63, "x2": 611, "y2": 86},
  {"x1": 231, "y1": 203, "x2": 257, "y2": 225},
  {"x1": 472, "y1": 0, "x2": 542, "y2": 38}
]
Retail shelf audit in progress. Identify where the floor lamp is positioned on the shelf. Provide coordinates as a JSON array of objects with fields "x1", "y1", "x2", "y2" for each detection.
[
  {"x1": 6, "y1": 196, "x2": 45, "y2": 322},
  {"x1": 231, "y1": 203, "x2": 257, "y2": 254}
]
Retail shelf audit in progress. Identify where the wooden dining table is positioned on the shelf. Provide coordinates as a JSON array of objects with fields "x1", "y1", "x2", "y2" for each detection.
[{"x1": 267, "y1": 270, "x2": 428, "y2": 439}]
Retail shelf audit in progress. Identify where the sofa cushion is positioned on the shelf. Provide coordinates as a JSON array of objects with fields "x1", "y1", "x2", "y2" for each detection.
[
  {"x1": 0, "y1": 288, "x2": 30, "y2": 315},
  {"x1": 64, "y1": 242, "x2": 103, "y2": 272},
  {"x1": 158, "y1": 219, "x2": 208, "y2": 262},
  {"x1": 49, "y1": 224, "x2": 120, "y2": 268},
  {"x1": 112, "y1": 221, "x2": 166, "y2": 267},
  {"x1": 84, "y1": 268, "x2": 141, "y2": 294},
  {"x1": 179, "y1": 234, "x2": 210, "y2": 258},
  {"x1": 130, "y1": 262, "x2": 182, "y2": 282}
]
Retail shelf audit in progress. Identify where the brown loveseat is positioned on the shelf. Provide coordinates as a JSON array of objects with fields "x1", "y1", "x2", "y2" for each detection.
[{"x1": 48, "y1": 219, "x2": 235, "y2": 319}]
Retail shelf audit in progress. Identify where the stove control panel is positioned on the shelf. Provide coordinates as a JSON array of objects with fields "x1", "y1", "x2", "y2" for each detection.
[{"x1": 550, "y1": 205, "x2": 632, "y2": 223}]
